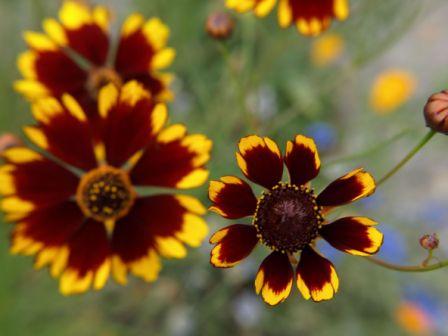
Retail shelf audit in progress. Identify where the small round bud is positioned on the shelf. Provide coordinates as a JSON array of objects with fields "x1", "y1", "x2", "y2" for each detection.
[
  {"x1": 0, "y1": 133, "x2": 22, "y2": 153},
  {"x1": 423, "y1": 90, "x2": 448, "y2": 134},
  {"x1": 419, "y1": 233, "x2": 439, "y2": 251},
  {"x1": 206, "y1": 12, "x2": 235, "y2": 40}
]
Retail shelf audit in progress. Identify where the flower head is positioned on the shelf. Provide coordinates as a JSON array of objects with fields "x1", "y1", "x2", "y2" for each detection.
[
  {"x1": 423, "y1": 90, "x2": 448, "y2": 134},
  {"x1": 419, "y1": 233, "x2": 439, "y2": 251},
  {"x1": 310, "y1": 33, "x2": 344, "y2": 67},
  {"x1": 206, "y1": 12, "x2": 235, "y2": 40},
  {"x1": 1, "y1": 81, "x2": 212, "y2": 295},
  {"x1": 370, "y1": 69, "x2": 417, "y2": 115},
  {"x1": 209, "y1": 135, "x2": 383, "y2": 305},
  {"x1": 15, "y1": 1, "x2": 175, "y2": 122},
  {"x1": 226, "y1": 0, "x2": 349, "y2": 36}
]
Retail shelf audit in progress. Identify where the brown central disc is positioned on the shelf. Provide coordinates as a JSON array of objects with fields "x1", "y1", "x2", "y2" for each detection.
[
  {"x1": 254, "y1": 183, "x2": 323, "y2": 253},
  {"x1": 87, "y1": 66, "x2": 123, "y2": 98},
  {"x1": 76, "y1": 166, "x2": 136, "y2": 222}
]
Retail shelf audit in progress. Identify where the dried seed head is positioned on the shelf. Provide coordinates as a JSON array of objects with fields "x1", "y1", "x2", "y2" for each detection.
[
  {"x1": 419, "y1": 233, "x2": 439, "y2": 251},
  {"x1": 206, "y1": 12, "x2": 235, "y2": 40}
]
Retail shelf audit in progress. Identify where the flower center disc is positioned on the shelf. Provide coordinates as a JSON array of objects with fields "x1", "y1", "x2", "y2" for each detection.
[
  {"x1": 254, "y1": 183, "x2": 323, "y2": 253},
  {"x1": 76, "y1": 166, "x2": 136, "y2": 222},
  {"x1": 87, "y1": 66, "x2": 123, "y2": 98}
]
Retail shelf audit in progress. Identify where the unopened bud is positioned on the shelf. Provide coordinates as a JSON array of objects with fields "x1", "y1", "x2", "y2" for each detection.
[
  {"x1": 0, "y1": 133, "x2": 22, "y2": 153},
  {"x1": 424, "y1": 90, "x2": 448, "y2": 134},
  {"x1": 419, "y1": 233, "x2": 439, "y2": 251},
  {"x1": 206, "y1": 12, "x2": 235, "y2": 40}
]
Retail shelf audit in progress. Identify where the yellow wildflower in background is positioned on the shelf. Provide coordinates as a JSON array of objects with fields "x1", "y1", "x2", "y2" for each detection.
[
  {"x1": 370, "y1": 69, "x2": 417, "y2": 115},
  {"x1": 311, "y1": 33, "x2": 344, "y2": 67},
  {"x1": 395, "y1": 301, "x2": 434, "y2": 335}
]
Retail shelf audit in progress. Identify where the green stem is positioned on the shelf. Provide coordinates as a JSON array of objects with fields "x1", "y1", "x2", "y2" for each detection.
[
  {"x1": 377, "y1": 130, "x2": 436, "y2": 186},
  {"x1": 366, "y1": 256, "x2": 448, "y2": 273},
  {"x1": 326, "y1": 128, "x2": 411, "y2": 167}
]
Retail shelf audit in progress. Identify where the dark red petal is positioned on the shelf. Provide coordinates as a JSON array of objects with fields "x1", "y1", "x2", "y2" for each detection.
[
  {"x1": 278, "y1": 0, "x2": 349, "y2": 36},
  {"x1": 66, "y1": 219, "x2": 110, "y2": 276},
  {"x1": 2, "y1": 148, "x2": 79, "y2": 207},
  {"x1": 122, "y1": 72, "x2": 167, "y2": 101},
  {"x1": 209, "y1": 176, "x2": 257, "y2": 219},
  {"x1": 11, "y1": 201, "x2": 83, "y2": 248},
  {"x1": 236, "y1": 136, "x2": 283, "y2": 189},
  {"x1": 255, "y1": 251, "x2": 294, "y2": 306},
  {"x1": 317, "y1": 168, "x2": 376, "y2": 207},
  {"x1": 289, "y1": 0, "x2": 336, "y2": 20},
  {"x1": 296, "y1": 246, "x2": 339, "y2": 302},
  {"x1": 210, "y1": 224, "x2": 258, "y2": 268},
  {"x1": 102, "y1": 84, "x2": 166, "y2": 167},
  {"x1": 320, "y1": 217, "x2": 384, "y2": 256},
  {"x1": 112, "y1": 203, "x2": 154, "y2": 263},
  {"x1": 65, "y1": 24, "x2": 109, "y2": 66},
  {"x1": 130, "y1": 128, "x2": 211, "y2": 189},
  {"x1": 284, "y1": 135, "x2": 320, "y2": 186},
  {"x1": 34, "y1": 50, "x2": 87, "y2": 97},
  {"x1": 29, "y1": 97, "x2": 97, "y2": 171},
  {"x1": 112, "y1": 195, "x2": 205, "y2": 262},
  {"x1": 115, "y1": 30, "x2": 155, "y2": 75}
]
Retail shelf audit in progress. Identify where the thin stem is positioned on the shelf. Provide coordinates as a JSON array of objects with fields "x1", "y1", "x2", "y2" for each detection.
[
  {"x1": 326, "y1": 128, "x2": 412, "y2": 167},
  {"x1": 366, "y1": 256, "x2": 448, "y2": 273},
  {"x1": 377, "y1": 130, "x2": 436, "y2": 186}
]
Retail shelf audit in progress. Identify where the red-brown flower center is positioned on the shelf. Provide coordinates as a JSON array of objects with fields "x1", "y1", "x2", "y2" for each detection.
[
  {"x1": 87, "y1": 66, "x2": 123, "y2": 98},
  {"x1": 253, "y1": 183, "x2": 323, "y2": 253},
  {"x1": 76, "y1": 166, "x2": 136, "y2": 222}
]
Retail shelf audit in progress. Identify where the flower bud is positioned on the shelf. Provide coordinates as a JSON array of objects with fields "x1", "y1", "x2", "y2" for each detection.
[
  {"x1": 423, "y1": 90, "x2": 448, "y2": 134},
  {"x1": 206, "y1": 12, "x2": 235, "y2": 40},
  {"x1": 419, "y1": 233, "x2": 439, "y2": 251},
  {"x1": 0, "y1": 133, "x2": 22, "y2": 153}
]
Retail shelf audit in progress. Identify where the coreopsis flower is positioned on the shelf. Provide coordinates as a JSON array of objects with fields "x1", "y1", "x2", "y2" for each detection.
[
  {"x1": 0, "y1": 81, "x2": 211, "y2": 295},
  {"x1": 370, "y1": 69, "x2": 417, "y2": 115},
  {"x1": 14, "y1": 0, "x2": 175, "y2": 121},
  {"x1": 395, "y1": 301, "x2": 434, "y2": 335},
  {"x1": 226, "y1": 0, "x2": 349, "y2": 36},
  {"x1": 310, "y1": 33, "x2": 344, "y2": 67},
  {"x1": 209, "y1": 135, "x2": 383, "y2": 305}
]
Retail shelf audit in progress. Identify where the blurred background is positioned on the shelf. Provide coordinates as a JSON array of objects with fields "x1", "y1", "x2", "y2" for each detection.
[{"x1": 1, "y1": 0, "x2": 448, "y2": 335}]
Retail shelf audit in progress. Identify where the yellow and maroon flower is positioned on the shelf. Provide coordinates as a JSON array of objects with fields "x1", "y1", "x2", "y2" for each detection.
[
  {"x1": 0, "y1": 81, "x2": 211, "y2": 295},
  {"x1": 226, "y1": 0, "x2": 349, "y2": 36},
  {"x1": 209, "y1": 135, "x2": 383, "y2": 305},
  {"x1": 15, "y1": 0, "x2": 175, "y2": 122}
]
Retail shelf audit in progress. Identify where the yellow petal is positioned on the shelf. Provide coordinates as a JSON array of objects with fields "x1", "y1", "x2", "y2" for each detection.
[
  {"x1": 129, "y1": 250, "x2": 161, "y2": 282},
  {"x1": 62, "y1": 94, "x2": 87, "y2": 122},
  {"x1": 121, "y1": 13, "x2": 144, "y2": 37},
  {"x1": 155, "y1": 237, "x2": 187, "y2": 259},
  {"x1": 23, "y1": 31, "x2": 58, "y2": 51},
  {"x1": 98, "y1": 83, "x2": 119, "y2": 118},
  {"x1": 151, "y1": 48, "x2": 176, "y2": 70},
  {"x1": 43, "y1": 18, "x2": 67, "y2": 45},
  {"x1": 176, "y1": 213, "x2": 209, "y2": 247},
  {"x1": 175, "y1": 169, "x2": 209, "y2": 189}
]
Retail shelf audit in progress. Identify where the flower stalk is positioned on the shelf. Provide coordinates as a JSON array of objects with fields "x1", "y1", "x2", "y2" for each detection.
[
  {"x1": 377, "y1": 130, "x2": 436, "y2": 186},
  {"x1": 366, "y1": 255, "x2": 448, "y2": 273}
]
